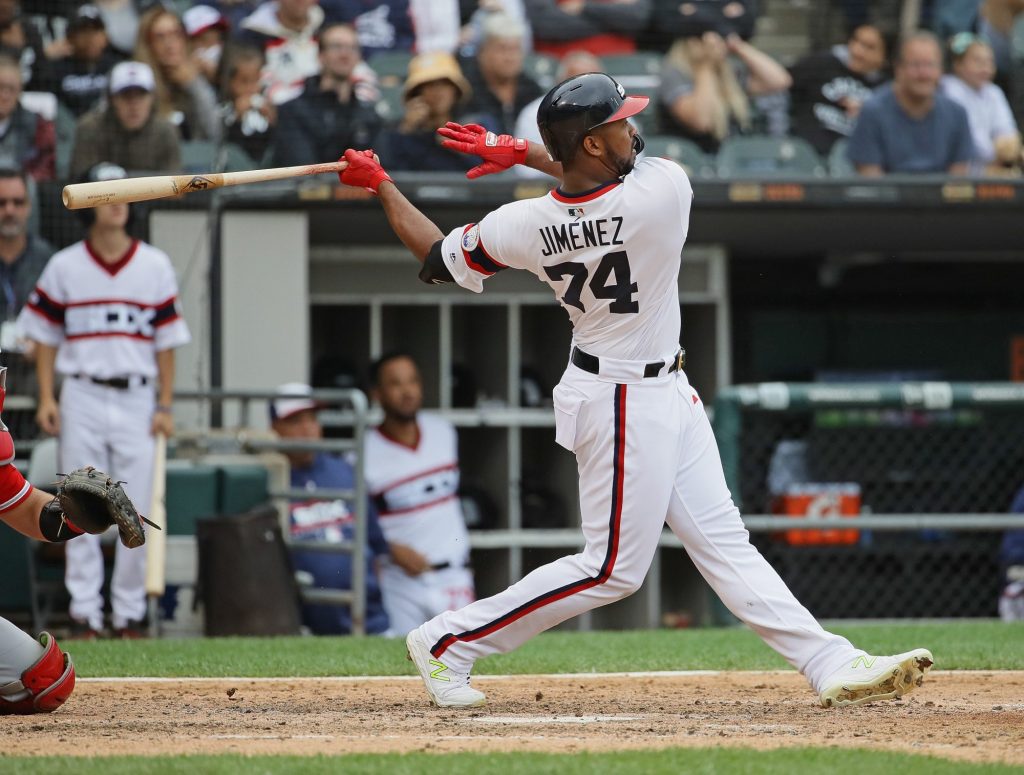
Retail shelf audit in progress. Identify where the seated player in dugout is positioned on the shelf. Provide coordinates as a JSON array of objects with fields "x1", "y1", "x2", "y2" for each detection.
[
  {"x1": 269, "y1": 382, "x2": 391, "y2": 635},
  {"x1": 0, "y1": 365, "x2": 146, "y2": 714},
  {"x1": 336, "y1": 72, "x2": 932, "y2": 710},
  {"x1": 363, "y1": 353, "x2": 475, "y2": 637}
]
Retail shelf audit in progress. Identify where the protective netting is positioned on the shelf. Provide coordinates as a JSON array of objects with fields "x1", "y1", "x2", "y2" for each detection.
[{"x1": 722, "y1": 399, "x2": 1024, "y2": 618}]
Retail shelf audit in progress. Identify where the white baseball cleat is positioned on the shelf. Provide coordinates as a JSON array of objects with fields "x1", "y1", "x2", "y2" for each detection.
[
  {"x1": 819, "y1": 648, "x2": 934, "y2": 708},
  {"x1": 406, "y1": 627, "x2": 486, "y2": 708}
]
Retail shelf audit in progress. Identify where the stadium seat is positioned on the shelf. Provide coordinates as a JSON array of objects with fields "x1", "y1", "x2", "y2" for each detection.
[
  {"x1": 220, "y1": 142, "x2": 258, "y2": 172},
  {"x1": 375, "y1": 84, "x2": 405, "y2": 122},
  {"x1": 602, "y1": 52, "x2": 662, "y2": 91},
  {"x1": 180, "y1": 139, "x2": 217, "y2": 173},
  {"x1": 368, "y1": 50, "x2": 412, "y2": 88},
  {"x1": 54, "y1": 102, "x2": 76, "y2": 181},
  {"x1": 642, "y1": 135, "x2": 715, "y2": 178},
  {"x1": 715, "y1": 135, "x2": 826, "y2": 178},
  {"x1": 523, "y1": 53, "x2": 559, "y2": 88},
  {"x1": 828, "y1": 138, "x2": 855, "y2": 177},
  {"x1": 180, "y1": 141, "x2": 257, "y2": 173}
]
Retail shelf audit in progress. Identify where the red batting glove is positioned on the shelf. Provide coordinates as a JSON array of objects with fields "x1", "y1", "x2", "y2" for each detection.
[
  {"x1": 437, "y1": 122, "x2": 529, "y2": 179},
  {"x1": 338, "y1": 149, "x2": 393, "y2": 194}
]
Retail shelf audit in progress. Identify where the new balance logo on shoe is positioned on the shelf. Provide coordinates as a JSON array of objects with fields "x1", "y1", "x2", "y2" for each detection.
[
  {"x1": 851, "y1": 656, "x2": 877, "y2": 669},
  {"x1": 429, "y1": 660, "x2": 450, "y2": 681}
]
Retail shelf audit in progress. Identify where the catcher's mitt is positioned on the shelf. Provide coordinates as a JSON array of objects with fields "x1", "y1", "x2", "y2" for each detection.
[{"x1": 55, "y1": 466, "x2": 158, "y2": 549}]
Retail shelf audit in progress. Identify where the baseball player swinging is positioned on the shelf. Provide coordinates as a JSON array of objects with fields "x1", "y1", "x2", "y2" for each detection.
[{"x1": 337, "y1": 73, "x2": 933, "y2": 709}]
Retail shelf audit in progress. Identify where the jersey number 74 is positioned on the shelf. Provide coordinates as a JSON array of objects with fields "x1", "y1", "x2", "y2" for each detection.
[{"x1": 543, "y1": 250, "x2": 639, "y2": 314}]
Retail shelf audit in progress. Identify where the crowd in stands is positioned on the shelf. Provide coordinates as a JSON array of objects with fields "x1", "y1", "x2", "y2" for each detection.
[{"x1": 0, "y1": 0, "x2": 1021, "y2": 194}]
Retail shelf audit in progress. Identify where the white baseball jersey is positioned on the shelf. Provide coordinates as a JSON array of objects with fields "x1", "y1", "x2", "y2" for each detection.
[
  {"x1": 17, "y1": 239, "x2": 191, "y2": 376},
  {"x1": 439, "y1": 157, "x2": 692, "y2": 362},
  {"x1": 364, "y1": 413, "x2": 470, "y2": 567}
]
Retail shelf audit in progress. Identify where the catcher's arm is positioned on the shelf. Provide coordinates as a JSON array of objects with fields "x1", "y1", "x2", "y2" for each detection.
[{"x1": 1, "y1": 487, "x2": 66, "y2": 542}]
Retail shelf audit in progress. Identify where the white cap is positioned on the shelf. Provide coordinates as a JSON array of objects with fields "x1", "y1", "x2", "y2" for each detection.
[
  {"x1": 109, "y1": 61, "x2": 155, "y2": 94},
  {"x1": 183, "y1": 5, "x2": 228, "y2": 37},
  {"x1": 270, "y1": 383, "x2": 320, "y2": 421}
]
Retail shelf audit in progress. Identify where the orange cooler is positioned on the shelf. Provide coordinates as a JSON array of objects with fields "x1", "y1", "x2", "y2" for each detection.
[{"x1": 777, "y1": 483, "x2": 861, "y2": 545}]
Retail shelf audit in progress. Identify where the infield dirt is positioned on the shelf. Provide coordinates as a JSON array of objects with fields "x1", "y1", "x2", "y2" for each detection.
[{"x1": 3, "y1": 671, "x2": 1022, "y2": 765}]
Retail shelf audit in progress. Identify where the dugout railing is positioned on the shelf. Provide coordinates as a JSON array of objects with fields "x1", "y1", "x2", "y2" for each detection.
[{"x1": 171, "y1": 387, "x2": 371, "y2": 635}]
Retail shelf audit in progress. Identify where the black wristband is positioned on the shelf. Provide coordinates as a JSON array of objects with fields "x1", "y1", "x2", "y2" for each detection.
[{"x1": 38, "y1": 498, "x2": 83, "y2": 543}]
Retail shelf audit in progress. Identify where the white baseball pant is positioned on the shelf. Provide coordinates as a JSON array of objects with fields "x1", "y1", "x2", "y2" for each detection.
[
  {"x1": 421, "y1": 364, "x2": 861, "y2": 694},
  {"x1": 0, "y1": 617, "x2": 43, "y2": 685},
  {"x1": 60, "y1": 377, "x2": 155, "y2": 631},
  {"x1": 379, "y1": 564, "x2": 475, "y2": 637}
]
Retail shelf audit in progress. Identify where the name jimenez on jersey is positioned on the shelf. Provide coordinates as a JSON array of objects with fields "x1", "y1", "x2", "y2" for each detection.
[{"x1": 439, "y1": 157, "x2": 694, "y2": 360}]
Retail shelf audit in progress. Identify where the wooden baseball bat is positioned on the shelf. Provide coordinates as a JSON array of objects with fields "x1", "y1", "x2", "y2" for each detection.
[
  {"x1": 62, "y1": 160, "x2": 349, "y2": 209},
  {"x1": 145, "y1": 433, "x2": 168, "y2": 600}
]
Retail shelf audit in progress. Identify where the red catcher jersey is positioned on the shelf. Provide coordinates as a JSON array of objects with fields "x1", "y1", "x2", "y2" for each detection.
[
  {"x1": 363, "y1": 413, "x2": 470, "y2": 567},
  {"x1": 439, "y1": 157, "x2": 693, "y2": 362},
  {"x1": 17, "y1": 239, "x2": 191, "y2": 377}
]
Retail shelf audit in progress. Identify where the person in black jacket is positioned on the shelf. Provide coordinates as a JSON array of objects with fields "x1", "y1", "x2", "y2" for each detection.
[
  {"x1": 270, "y1": 22, "x2": 382, "y2": 167},
  {"x1": 27, "y1": 4, "x2": 123, "y2": 118},
  {"x1": 788, "y1": 24, "x2": 888, "y2": 155},
  {"x1": 645, "y1": 0, "x2": 758, "y2": 51}
]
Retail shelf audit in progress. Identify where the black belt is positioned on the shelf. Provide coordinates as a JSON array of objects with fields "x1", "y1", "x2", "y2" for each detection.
[
  {"x1": 74, "y1": 374, "x2": 150, "y2": 390},
  {"x1": 571, "y1": 347, "x2": 685, "y2": 378},
  {"x1": 429, "y1": 561, "x2": 469, "y2": 572}
]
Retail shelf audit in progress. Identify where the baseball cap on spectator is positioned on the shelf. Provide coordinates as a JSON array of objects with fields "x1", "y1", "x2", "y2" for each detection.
[
  {"x1": 183, "y1": 5, "x2": 228, "y2": 38},
  {"x1": 270, "y1": 383, "x2": 322, "y2": 421},
  {"x1": 109, "y1": 61, "x2": 155, "y2": 94},
  {"x1": 86, "y1": 162, "x2": 127, "y2": 183},
  {"x1": 403, "y1": 52, "x2": 471, "y2": 102},
  {"x1": 68, "y1": 4, "x2": 105, "y2": 32}
]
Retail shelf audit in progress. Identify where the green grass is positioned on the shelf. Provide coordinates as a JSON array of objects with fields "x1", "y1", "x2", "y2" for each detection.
[
  {"x1": 65, "y1": 621, "x2": 1024, "y2": 678},
  {"x1": 0, "y1": 749, "x2": 1019, "y2": 775}
]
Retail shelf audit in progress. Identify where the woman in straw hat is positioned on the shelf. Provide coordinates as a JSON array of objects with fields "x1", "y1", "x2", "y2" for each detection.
[{"x1": 376, "y1": 52, "x2": 479, "y2": 173}]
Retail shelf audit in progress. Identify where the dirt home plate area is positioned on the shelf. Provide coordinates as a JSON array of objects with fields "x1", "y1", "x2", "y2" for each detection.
[{"x1": 3, "y1": 672, "x2": 1023, "y2": 765}]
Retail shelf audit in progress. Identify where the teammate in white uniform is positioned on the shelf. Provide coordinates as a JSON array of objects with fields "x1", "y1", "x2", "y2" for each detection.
[
  {"x1": 17, "y1": 163, "x2": 190, "y2": 638},
  {"x1": 337, "y1": 73, "x2": 932, "y2": 709},
  {"x1": 364, "y1": 353, "x2": 475, "y2": 636}
]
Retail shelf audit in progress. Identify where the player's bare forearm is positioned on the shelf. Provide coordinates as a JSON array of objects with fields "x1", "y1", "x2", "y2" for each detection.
[
  {"x1": 34, "y1": 342, "x2": 58, "y2": 404},
  {"x1": 525, "y1": 142, "x2": 563, "y2": 178},
  {"x1": 155, "y1": 348, "x2": 175, "y2": 409},
  {"x1": 377, "y1": 181, "x2": 444, "y2": 262}
]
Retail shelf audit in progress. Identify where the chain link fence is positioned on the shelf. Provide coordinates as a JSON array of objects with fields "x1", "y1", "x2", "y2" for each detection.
[{"x1": 714, "y1": 383, "x2": 1024, "y2": 619}]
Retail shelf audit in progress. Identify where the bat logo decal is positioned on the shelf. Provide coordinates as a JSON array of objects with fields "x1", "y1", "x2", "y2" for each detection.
[{"x1": 182, "y1": 176, "x2": 214, "y2": 193}]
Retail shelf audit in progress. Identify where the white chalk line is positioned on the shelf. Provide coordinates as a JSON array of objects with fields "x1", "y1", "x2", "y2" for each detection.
[
  {"x1": 468, "y1": 715, "x2": 646, "y2": 724},
  {"x1": 78, "y1": 669, "x2": 1020, "y2": 684}
]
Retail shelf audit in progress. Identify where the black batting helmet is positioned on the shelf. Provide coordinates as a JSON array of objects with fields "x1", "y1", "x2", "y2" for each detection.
[{"x1": 536, "y1": 73, "x2": 649, "y2": 163}]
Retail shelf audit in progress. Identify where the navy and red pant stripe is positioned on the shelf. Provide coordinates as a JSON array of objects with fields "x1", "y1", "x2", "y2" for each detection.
[{"x1": 430, "y1": 383, "x2": 628, "y2": 658}]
